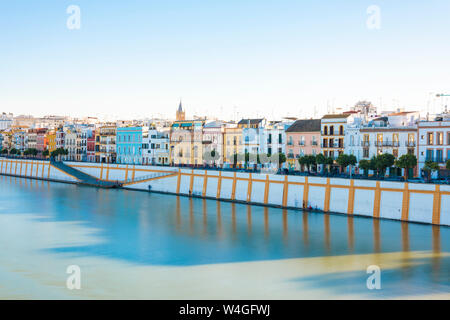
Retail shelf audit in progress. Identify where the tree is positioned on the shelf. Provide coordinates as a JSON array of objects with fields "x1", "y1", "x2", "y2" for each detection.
[
  {"x1": 43, "y1": 149, "x2": 50, "y2": 158},
  {"x1": 10, "y1": 148, "x2": 18, "y2": 155},
  {"x1": 370, "y1": 154, "x2": 395, "y2": 178},
  {"x1": 422, "y1": 160, "x2": 440, "y2": 182},
  {"x1": 51, "y1": 148, "x2": 69, "y2": 161},
  {"x1": 298, "y1": 156, "x2": 307, "y2": 172},
  {"x1": 379, "y1": 153, "x2": 395, "y2": 176},
  {"x1": 336, "y1": 154, "x2": 356, "y2": 174},
  {"x1": 446, "y1": 159, "x2": 450, "y2": 170},
  {"x1": 1, "y1": 149, "x2": 8, "y2": 155},
  {"x1": 325, "y1": 156, "x2": 334, "y2": 174},
  {"x1": 276, "y1": 153, "x2": 287, "y2": 168},
  {"x1": 359, "y1": 159, "x2": 371, "y2": 177},
  {"x1": 395, "y1": 154, "x2": 417, "y2": 181},
  {"x1": 316, "y1": 154, "x2": 326, "y2": 175}
]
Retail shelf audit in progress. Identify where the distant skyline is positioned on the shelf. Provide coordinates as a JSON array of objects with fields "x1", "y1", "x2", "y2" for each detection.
[{"x1": 1, "y1": 1, "x2": 450, "y2": 120}]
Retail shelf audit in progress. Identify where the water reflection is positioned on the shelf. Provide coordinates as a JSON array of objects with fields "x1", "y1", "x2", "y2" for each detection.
[{"x1": 0, "y1": 176, "x2": 449, "y2": 297}]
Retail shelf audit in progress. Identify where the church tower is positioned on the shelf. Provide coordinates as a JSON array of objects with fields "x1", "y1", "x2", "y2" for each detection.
[{"x1": 176, "y1": 101, "x2": 185, "y2": 121}]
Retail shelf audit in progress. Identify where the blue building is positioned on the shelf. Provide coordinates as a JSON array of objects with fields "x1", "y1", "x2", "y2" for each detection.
[{"x1": 116, "y1": 127, "x2": 147, "y2": 165}]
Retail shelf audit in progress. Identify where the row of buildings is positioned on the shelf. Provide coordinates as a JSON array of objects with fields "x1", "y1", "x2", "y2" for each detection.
[{"x1": 1, "y1": 102, "x2": 449, "y2": 176}]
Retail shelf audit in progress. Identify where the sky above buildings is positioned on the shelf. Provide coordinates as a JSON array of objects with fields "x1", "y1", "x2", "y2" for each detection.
[{"x1": 1, "y1": 0, "x2": 450, "y2": 120}]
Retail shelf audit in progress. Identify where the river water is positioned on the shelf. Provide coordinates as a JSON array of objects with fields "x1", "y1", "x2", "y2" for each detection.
[{"x1": 0, "y1": 175, "x2": 448, "y2": 299}]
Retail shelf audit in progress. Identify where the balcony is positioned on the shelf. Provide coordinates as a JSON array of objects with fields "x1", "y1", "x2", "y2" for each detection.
[
  {"x1": 405, "y1": 141, "x2": 416, "y2": 147},
  {"x1": 375, "y1": 141, "x2": 400, "y2": 147},
  {"x1": 362, "y1": 141, "x2": 370, "y2": 147},
  {"x1": 425, "y1": 157, "x2": 448, "y2": 164}
]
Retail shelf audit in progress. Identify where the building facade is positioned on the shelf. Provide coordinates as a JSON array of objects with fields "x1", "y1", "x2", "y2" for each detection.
[
  {"x1": 286, "y1": 119, "x2": 321, "y2": 166},
  {"x1": 417, "y1": 118, "x2": 450, "y2": 177},
  {"x1": 116, "y1": 126, "x2": 147, "y2": 165},
  {"x1": 142, "y1": 128, "x2": 169, "y2": 165},
  {"x1": 95, "y1": 125, "x2": 117, "y2": 163},
  {"x1": 321, "y1": 114, "x2": 355, "y2": 159},
  {"x1": 169, "y1": 120, "x2": 205, "y2": 166}
]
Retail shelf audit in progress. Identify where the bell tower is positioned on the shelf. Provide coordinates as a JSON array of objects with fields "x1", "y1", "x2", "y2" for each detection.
[{"x1": 176, "y1": 101, "x2": 185, "y2": 121}]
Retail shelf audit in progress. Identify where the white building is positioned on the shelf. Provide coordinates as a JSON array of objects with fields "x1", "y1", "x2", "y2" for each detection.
[
  {"x1": 417, "y1": 116, "x2": 450, "y2": 177},
  {"x1": 202, "y1": 121, "x2": 225, "y2": 166},
  {"x1": 0, "y1": 113, "x2": 13, "y2": 130},
  {"x1": 142, "y1": 128, "x2": 169, "y2": 165}
]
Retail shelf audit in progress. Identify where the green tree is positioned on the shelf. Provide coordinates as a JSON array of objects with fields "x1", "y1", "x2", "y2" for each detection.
[
  {"x1": 276, "y1": 153, "x2": 287, "y2": 168},
  {"x1": 370, "y1": 154, "x2": 395, "y2": 178},
  {"x1": 422, "y1": 160, "x2": 440, "y2": 182},
  {"x1": 305, "y1": 155, "x2": 316, "y2": 173},
  {"x1": 10, "y1": 148, "x2": 18, "y2": 155},
  {"x1": 316, "y1": 154, "x2": 326, "y2": 174},
  {"x1": 336, "y1": 154, "x2": 356, "y2": 174},
  {"x1": 359, "y1": 159, "x2": 371, "y2": 177},
  {"x1": 298, "y1": 156, "x2": 307, "y2": 173},
  {"x1": 43, "y1": 149, "x2": 50, "y2": 158},
  {"x1": 51, "y1": 148, "x2": 69, "y2": 161},
  {"x1": 395, "y1": 154, "x2": 417, "y2": 181},
  {"x1": 446, "y1": 159, "x2": 450, "y2": 170},
  {"x1": 325, "y1": 156, "x2": 334, "y2": 174}
]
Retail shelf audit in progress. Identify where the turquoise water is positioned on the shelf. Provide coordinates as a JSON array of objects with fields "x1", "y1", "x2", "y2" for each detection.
[{"x1": 0, "y1": 175, "x2": 449, "y2": 299}]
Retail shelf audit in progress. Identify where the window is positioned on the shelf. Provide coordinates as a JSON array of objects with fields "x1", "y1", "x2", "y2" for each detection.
[
  {"x1": 339, "y1": 125, "x2": 344, "y2": 136},
  {"x1": 426, "y1": 149, "x2": 433, "y2": 161},
  {"x1": 324, "y1": 126, "x2": 328, "y2": 135},
  {"x1": 330, "y1": 126, "x2": 334, "y2": 135},
  {"x1": 350, "y1": 135, "x2": 354, "y2": 146},
  {"x1": 323, "y1": 139, "x2": 328, "y2": 148},
  {"x1": 437, "y1": 132, "x2": 443, "y2": 145},
  {"x1": 436, "y1": 150, "x2": 443, "y2": 162},
  {"x1": 363, "y1": 148, "x2": 369, "y2": 158},
  {"x1": 393, "y1": 149, "x2": 398, "y2": 158},
  {"x1": 427, "y1": 133, "x2": 434, "y2": 145}
]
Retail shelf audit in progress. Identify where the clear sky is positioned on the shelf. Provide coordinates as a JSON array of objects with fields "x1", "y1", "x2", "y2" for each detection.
[{"x1": 1, "y1": 0, "x2": 450, "y2": 120}]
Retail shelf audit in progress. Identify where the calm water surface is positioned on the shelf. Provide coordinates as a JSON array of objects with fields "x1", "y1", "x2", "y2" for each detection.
[{"x1": 0, "y1": 176, "x2": 449, "y2": 299}]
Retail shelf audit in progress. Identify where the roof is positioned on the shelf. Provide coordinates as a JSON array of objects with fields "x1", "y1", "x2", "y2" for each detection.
[
  {"x1": 388, "y1": 111, "x2": 418, "y2": 116},
  {"x1": 321, "y1": 114, "x2": 352, "y2": 119},
  {"x1": 286, "y1": 119, "x2": 321, "y2": 133},
  {"x1": 238, "y1": 119, "x2": 264, "y2": 125}
]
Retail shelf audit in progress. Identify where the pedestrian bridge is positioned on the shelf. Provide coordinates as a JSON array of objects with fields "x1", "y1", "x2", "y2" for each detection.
[{"x1": 51, "y1": 160, "x2": 122, "y2": 188}]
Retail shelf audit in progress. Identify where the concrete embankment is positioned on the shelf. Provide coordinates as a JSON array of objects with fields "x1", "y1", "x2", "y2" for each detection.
[{"x1": 1, "y1": 158, "x2": 449, "y2": 226}]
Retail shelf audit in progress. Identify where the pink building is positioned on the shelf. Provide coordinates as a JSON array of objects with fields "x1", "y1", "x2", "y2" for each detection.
[
  {"x1": 35, "y1": 128, "x2": 48, "y2": 152},
  {"x1": 285, "y1": 119, "x2": 321, "y2": 166}
]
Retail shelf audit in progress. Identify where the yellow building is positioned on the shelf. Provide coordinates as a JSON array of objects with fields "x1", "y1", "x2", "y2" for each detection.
[
  {"x1": 46, "y1": 130, "x2": 57, "y2": 153},
  {"x1": 223, "y1": 127, "x2": 243, "y2": 166},
  {"x1": 95, "y1": 125, "x2": 117, "y2": 163},
  {"x1": 169, "y1": 120, "x2": 205, "y2": 166}
]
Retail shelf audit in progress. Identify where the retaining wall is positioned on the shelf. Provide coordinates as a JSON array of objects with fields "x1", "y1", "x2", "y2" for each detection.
[{"x1": 1, "y1": 158, "x2": 449, "y2": 226}]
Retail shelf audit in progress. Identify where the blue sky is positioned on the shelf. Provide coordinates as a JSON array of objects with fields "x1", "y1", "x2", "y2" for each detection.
[{"x1": 1, "y1": 0, "x2": 450, "y2": 120}]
